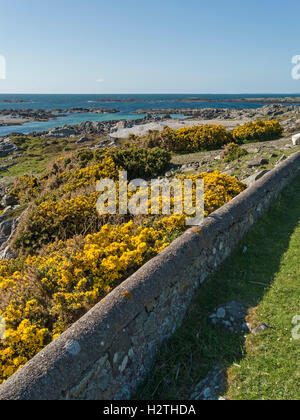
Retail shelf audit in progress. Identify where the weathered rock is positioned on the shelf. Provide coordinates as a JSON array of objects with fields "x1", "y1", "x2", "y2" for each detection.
[
  {"x1": 0, "y1": 217, "x2": 19, "y2": 252},
  {"x1": 190, "y1": 367, "x2": 227, "y2": 400},
  {"x1": 243, "y1": 170, "x2": 270, "y2": 186},
  {"x1": 292, "y1": 133, "x2": 300, "y2": 145},
  {"x1": 1, "y1": 194, "x2": 18, "y2": 207},
  {"x1": 209, "y1": 301, "x2": 250, "y2": 333},
  {"x1": 76, "y1": 136, "x2": 91, "y2": 144},
  {"x1": 251, "y1": 323, "x2": 271, "y2": 335},
  {"x1": 247, "y1": 158, "x2": 269, "y2": 168},
  {"x1": 0, "y1": 245, "x2": 16, "y2": 261},
  {"x1": 0, "y1": 138, "x2": 18, "y2": 157},
  {"x1": 276, "y1": 154, "x2": 287, "y2": 165},
  {"x1": 46, "y1": 127, "x2": 78, "y2": 138}
]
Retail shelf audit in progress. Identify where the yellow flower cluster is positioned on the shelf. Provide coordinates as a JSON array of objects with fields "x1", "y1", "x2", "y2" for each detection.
[
  {"x1": 1, "y1": 134, "x2": 247, "y2": 384},
  {"x1": 233, "y1": 120, "x2": 283, "y2": 142},
  {"x1": 9, "y1": 175, "x2": 39, "y2": 203},
  {"x1": 12, "y1": 157, "x2": 122, "y2": 252},
  {"x1": 14, "y1": 192, "x2": 99, "y2": 252},
  {"x1": 58, "y1": 157, "x2": 120, "y2": 193},
  {"x1": 171, "y1": 125, "x2": 232, "y2": 152},
  {"x1": 0, "y1": 215, "x2": 185, "y2": 383},
  {"x1": 185, "y1": 171, "x2": 246, "y2": 215},
  {"x1": 145, "y1": 125, "x2": 233, "y2": 152}
]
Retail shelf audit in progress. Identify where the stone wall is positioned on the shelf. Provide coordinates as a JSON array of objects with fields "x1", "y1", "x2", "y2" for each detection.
[{"x1": 0, "y1": 151, "x2": 300, "y2": 400}]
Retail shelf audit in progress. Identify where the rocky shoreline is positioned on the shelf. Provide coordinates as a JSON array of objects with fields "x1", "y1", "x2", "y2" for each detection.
[
  {"x1": 82, "y1": 96, "x2": 300, "y2": 104},
  {"x1": 0, "y1": 107, "x2": 120, "y2": 127},
  {"x1": 1, "y1": 104, "x2": 299, "y2": 140},
  {"x1": 26, "y1": 114, "x2": 166, "y2": 138},
  {"x1": 136, "y1": 104, "x2": 296, "y2": 119},
  {"x1": 172, "y1": 97, "x2": 300, "y2": 104}
]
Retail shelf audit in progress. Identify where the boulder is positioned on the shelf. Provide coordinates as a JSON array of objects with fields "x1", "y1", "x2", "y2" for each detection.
[
  {"x1": 276, "y1": 154, "x2": 287, "y2": 165},
  {"x1": 0, "y1": 245, "x2": 16, "y2": 261},
  {"x1": 0, "y1": 219, "x2": 15, "y2": 237},
  {"x1": 251, "y1": 323, "x2": 271, "y2": 335},
  {"x1": 1, "y1": 194, "x2": 18, "y2": 207},
  {"x1": 190, "y1": 366, "x2": 227, "y2": 401},
  {"x1": 0, "y1": 217, "x2": 19, "y2": 251},
  {"x1": 247, "y1": 158, "x2": 269, "y2": 168},
  {"x1": 242, "y1": 170, "x2": 270, "y2": 186},
  {"x1": 292, "y1": 133, "x2": 300, "y2": 145},
  {"x1": 0, "y1": 138, "x2": 18, "y2": 158},
  {"x1": 76, "y1": 136, "x2": 90, "y2": 144},
  {"x1": 46, "y1": 127, "x2": 78, "y2": 138}
]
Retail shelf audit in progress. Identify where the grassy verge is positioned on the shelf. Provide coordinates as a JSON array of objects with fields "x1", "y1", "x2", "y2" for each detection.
[{"x1": 136, "y1": 173, "x2": 300, "y2": 401}]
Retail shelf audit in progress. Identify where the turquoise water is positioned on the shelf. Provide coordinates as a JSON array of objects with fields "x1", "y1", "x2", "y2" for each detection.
[
  {"x1": 0, "y1": 93, "x2": 299, "y2": 136},
  {"x1": 0, "y1": 113, "x2": 147, "y2": 137}
]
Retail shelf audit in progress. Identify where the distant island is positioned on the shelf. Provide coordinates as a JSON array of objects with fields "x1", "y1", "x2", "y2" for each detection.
[
  {"x1": 0, "y1": 100, "x2": 32, "y2": 104},
  {"x1": 174, "y1": 97, "x2": 300, "y2": 104}
]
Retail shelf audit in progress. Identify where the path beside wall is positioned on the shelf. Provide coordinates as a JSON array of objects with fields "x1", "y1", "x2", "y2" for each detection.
[{"x1": 0, "y1": 151, "x2": 300, "y2": 400}]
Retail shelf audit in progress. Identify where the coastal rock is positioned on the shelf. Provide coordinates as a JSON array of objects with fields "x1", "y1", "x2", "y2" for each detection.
[
  {"x1": 0, "y1": 138, "x2": 18, "y2": 157},
  {"x1": 46, "y1": 127, "x2": 78, "y2": 138},
  {"x1": 135, "y1": 104, "x2": 296, "y2": 121},
  {"x1": 190, "y1": 366, "x2": 227, "y2": 401}
]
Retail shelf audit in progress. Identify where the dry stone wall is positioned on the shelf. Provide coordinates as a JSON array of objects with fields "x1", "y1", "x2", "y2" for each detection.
[{"x1": 0, "y1": 151, "x2": 300, "y2": 400}]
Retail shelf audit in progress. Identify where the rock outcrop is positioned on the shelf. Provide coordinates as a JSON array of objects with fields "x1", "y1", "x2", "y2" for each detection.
[
  {"x1": 0, "y1": 138, "x2": 18, "y2": 157},
  {"x1": 136, "y1": 104, "x2": 297, "y2": 121}
]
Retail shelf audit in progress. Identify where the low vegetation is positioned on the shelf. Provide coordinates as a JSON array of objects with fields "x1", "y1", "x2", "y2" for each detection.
[
  {"x1": 233, "y1": 120, "x2": 283, "y2": 143},
  {"x1": 127, "y1": 120, "x2": 283, "y2": 154},
  {"x1": 221, "y1": 143, "x2": 248, "y2": 163},
  {"x1": 128, "y1": 125, "x2": 233, "y2": 153},
  {"x1": 0, "y1": 118, "x2": 286, "y2": 385},
  {"x1": 0, "y1": 140, "x2": 246, "y2": 383}
]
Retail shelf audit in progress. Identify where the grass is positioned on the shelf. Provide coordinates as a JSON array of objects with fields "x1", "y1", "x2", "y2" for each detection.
[
  {"x1": 0, "y1": 135, "x2": 106, "y2": 179},
  {"x1": 136, "y1": 172, "x2": 300, "y2": 401},
  {"x1": 171, "y1": 142, "x2": 300, "y2": 181}
]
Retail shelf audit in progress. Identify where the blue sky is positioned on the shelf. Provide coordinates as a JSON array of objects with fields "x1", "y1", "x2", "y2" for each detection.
[{"x1": 0, "y1": 0, "x2": 300, "y2": 94}]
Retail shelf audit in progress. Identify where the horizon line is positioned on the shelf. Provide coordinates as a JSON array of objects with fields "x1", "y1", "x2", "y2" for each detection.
[{"x1": 0, "y1": 92, "x2": 300, "y2": 96}]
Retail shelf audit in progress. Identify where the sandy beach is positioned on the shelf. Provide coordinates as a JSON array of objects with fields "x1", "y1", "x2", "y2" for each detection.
[{"x1": 0, "y1": 115, "x2": 31, "y2": 127}]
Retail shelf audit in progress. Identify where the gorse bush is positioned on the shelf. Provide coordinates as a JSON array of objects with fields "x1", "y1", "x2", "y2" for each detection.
[
  {"x1": 182, "y1": 171, "x2": 246, "y2": 216},
  {"x1": 97, "y1": 147, "x2": 171, "y2": 180},
  {"x1": 221, "y1": 143, "x2": 248, "y2": 162},
  {"x1": 0, "y1": 169, "x2": 245, "y2": 383},
  {"x1": 0, "y1": 215, "x2": 186, "y2": 383},
  {"x1": 11, "y1": 150, "x2": 171, "y2": 254},
  {"x1": 13, "y1": 193, "x2": 100, "y2": 253},
  {"x1": 168, "y1": 126, "x2": 233, "y2": 152},
  {"x1": 9, "y1": 175, "x2": 40, "y2": 204},
  {"x1": 0, "y1": 136, "x2": 246, "y2": 384},
  {"x1": 233, "y1": 120, "x2": 283, "y2": 143},
  {"x1": 128, "y1": 125, "x2": 233, "y2": 152}
]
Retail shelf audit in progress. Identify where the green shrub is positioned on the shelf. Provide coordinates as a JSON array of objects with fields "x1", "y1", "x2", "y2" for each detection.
[
  {"x1": 222, "y1": 143, "x2": 248, "y2": 162},
  {"x1": 95, "y1": 147, "x2": 171, "y2": 179}
]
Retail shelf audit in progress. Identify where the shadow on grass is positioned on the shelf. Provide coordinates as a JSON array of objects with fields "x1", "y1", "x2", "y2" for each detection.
[{"x1": 136, "y1": 173, "x2": 300, "y2": 400}]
